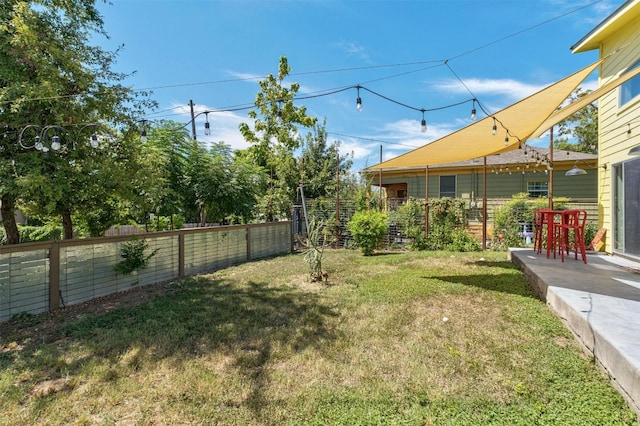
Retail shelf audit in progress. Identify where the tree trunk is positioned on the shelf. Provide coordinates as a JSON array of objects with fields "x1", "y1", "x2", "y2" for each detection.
[
  {"x1": 199, "y1": 205, "x2": 206, "y2": 227},
  {"x1": 62, "y1": 210, "x2": 74, "y2": 239},
  {"x1": 1, "y1": 193, "x2": 20, "y2": 244}
]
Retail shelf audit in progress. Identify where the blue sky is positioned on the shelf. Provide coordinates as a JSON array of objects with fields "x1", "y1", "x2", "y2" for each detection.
[{"x1": 95, "y1": 0, "x2": 624, "y2": 171}]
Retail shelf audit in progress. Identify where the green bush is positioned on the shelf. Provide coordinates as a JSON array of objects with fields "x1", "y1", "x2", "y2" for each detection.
[
  {"x1": 446, "y1": 228, "x2": 481, "y2": 252},
  {"x1": 20, "y1": 225, "x2": 63, "y2": 243},
  {"x1": 491, "y1": 194, "x2": 571, "y2": 251},
  {"x1": 423, "y1": 198, "x2": 480, "y2": 252},
  {"x1": 395, "y1": 198, "x2": 427, "y2": 250},
  {"x1": 347, "y1": 210, "x2": 388, "y2": 256},
  {"x1": 147, "y1": 214, "x2": 185, "y2": 232},
  {"x1": 113, "y1": 238, "x2": 159, "y2": 276}
]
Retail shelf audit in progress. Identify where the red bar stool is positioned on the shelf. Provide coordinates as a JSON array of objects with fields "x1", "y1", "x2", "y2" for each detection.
[
  {"x1": 557, "y1": 210, "x2": 588, "y2": 263},
  {"x1": 534, "y1": 208, "x2": 554, "y2": 256}
]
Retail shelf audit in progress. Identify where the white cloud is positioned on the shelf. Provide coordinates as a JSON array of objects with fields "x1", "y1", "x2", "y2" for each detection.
[
  {"x1": 434, "y1": 78, "x2": 544, "y2": 101},
  {"x1": 334, "y1": 39, "x2": 371, "y2": 63},
  {"x1": 225, "y1": 70, "x2": 263, "y2": 82},
  {"x1": 543, "y1": 0, "x2": 621, "y2": 26},
  {"x1": 332, "y1": 117, "x2": 468, "y2": 171}
]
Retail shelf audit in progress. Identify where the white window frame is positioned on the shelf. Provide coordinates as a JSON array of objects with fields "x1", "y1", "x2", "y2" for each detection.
[
  {"x1": 619, "y1": 58, "x2": 640, "y2": 108},
  {"x1": 527, "y1": 181, "x2": 549, "y2": 198}
]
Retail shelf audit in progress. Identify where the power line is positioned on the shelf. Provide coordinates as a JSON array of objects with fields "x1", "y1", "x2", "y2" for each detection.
[
  {"x1": 1, "y1": 1, "x2": 605, "y2": 108},
  {"x1": 328, "y1": 132, "x2": 422, "y2": 149}
]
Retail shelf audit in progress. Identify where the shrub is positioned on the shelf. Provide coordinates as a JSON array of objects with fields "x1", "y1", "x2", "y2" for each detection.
[
  {"x1": 424, "y1": 198, "x2": 479, "y2": 252},
  {"x1": 347, "y1": 210, "x2": 388, "y2": 256},
  {"x1": 396, "y1": 198, "x2": 427, "y2": 250},
  {"x1": 20, "y1": 225, "x2": 63, "y2": 243},
  {"x1": 491, "y1": 194, "x2": 571, "y2": 251},
  {"x1": 114, "y1": 238, "x2": 159, "y2": 276},
  {"x1": 147, "y1": 214, "x2": 185, "y2": 231}
]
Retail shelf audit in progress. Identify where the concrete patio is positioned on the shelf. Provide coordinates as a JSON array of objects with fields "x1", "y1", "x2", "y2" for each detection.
[{"x1": 509, "y1": 248, "x2": 640, "y2": 416}]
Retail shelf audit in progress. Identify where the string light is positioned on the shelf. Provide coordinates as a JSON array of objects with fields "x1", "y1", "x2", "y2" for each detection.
[
  {"x1": 204, "y1": 112, "x2": 211, "y2": 135},
  {"x1": 470, "y1": 99, "x2": 477, "y2": 121},
  {"x1": 51, "y1": 135, "x2": 61, "y2": 151},
  {"x1": 140, "y1": 120, "x2": 148, "y2": 142},
  {"x1": 356, "y1": 85, "x2": 363, "y2": 112},
  {"x1": 17, "y1": 124, "x2": 105, "y2": 151},
  {"x1": 492, "y1": 118, "x2": 497, "y2": 135},
  {"x1": 421, "y1": 109, "x2": 427, "y2": 133}
]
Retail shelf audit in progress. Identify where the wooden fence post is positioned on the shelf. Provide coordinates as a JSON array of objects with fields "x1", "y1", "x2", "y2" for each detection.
[
  {"x1": 246, "y1": 226, "x2": 252, "y2": 261},
  {"x1": 49, "y1": 241, "x2": 60, "y2": 312},
  {"x1": 178, "y1": 233, "x2": 185, "y2": 278}
]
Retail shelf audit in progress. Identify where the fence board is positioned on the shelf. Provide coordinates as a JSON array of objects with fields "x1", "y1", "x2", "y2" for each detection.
[{"x1": 1, "y1": 222, "x2": 290, "y2": 322}]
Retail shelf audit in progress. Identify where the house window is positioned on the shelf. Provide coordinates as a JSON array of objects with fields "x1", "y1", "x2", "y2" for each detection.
[
  {"x1": 527, "y1": 181, "x2": 549, "y2": 198},
  {"x1": 620, "y1": 59, "x2": 640, "y2": 107},
  {"x1": 439, "y1": 175, "x2": 456, "y2": 197}
]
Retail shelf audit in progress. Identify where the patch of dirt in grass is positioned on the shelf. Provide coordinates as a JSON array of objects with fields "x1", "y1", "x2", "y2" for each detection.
[
  {"x1": 28, "y1": 377, "x2": 72, "y2": 398},
  {"x1": 0, "y1": 280, "x2": 180, "y2": 352}
]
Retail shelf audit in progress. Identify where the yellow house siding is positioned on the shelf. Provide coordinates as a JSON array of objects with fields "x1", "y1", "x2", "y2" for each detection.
[{"x1": 594, "y1": 15, "x2": 640, "y2": 253}]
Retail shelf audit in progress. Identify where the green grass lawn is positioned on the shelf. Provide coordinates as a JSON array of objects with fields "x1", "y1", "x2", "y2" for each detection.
[{"x1": 0, "y1": 250, "x2": 636, "y2": 425}]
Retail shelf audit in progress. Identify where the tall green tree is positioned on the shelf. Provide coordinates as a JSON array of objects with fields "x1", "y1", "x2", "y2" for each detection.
[
  {"x1": 143, "y1": 121, "x2": 193, "y2": 222},
  {"x1": 182, "y1": 141, "x2": 264, "y2": 225},
  {"x1": 553, "y1": 87, "x2": 598, "y2": 154},
  {"x1": 300, "y1": 119, "x2": 353, "y2": 199},
  {"x1": 1, "y1": 0, "x2": 153, "y2": 242},
  {"x1": 239, "y1": 56, "x2": 317, "y2": 220}
]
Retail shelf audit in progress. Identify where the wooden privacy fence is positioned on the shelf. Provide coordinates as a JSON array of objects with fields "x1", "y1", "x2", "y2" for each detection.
[{"x1": 0, "y1": 222, "x2": 292, "y2": 322}]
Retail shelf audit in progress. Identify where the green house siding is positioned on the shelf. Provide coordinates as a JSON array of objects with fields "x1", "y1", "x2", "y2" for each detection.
[
  {"x1": 382, "y1": 170, "x2": 596, "y2": 200},
  {"x1": 552, "y1": 172, "x2": 597, "y2": 199}
]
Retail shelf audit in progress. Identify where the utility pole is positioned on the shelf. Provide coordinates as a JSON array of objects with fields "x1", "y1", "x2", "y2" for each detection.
[
  {"x1": 335, "y1": 153, "x2": 340, "y2": 248},
  {"x1": 189, "y1": 99, "x2": 197, "y2": 140}
]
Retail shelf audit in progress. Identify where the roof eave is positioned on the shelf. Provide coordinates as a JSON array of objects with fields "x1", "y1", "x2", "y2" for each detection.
[{"x1": 571, "y1": 0, "x2": 640, "y2": 53}]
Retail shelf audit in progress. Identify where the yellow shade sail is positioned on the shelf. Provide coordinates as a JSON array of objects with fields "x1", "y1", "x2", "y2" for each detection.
[
  {"x1": 366, "y1": 59, "x2": 602, "y2": 171},
  {"x1": 530, "y1": 64, "x2": 640, "y2": 139}
]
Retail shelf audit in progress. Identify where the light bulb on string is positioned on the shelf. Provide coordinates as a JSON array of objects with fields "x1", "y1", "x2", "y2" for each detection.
[
  {"x1": 420, "y1": 109, "x2": 427, "y2": 133},
  {"x1": 139, "y1": 119, "x2": 148, "y2": 142},
  {"x1": 491, "y1": 118, "x2": 497, "y2": 135},
  {"x1": 356, "y1": 86, "x2": 363, "y2": 112},
  {"x1": 51, "y1": 135, "x2": 61, "y2": 151},
  {"x1": 204, "y1": 112, "x2": 211, "y2": 135},
  {"x1": 470, "y1": 100, "x2": 477, "y2": 121}
]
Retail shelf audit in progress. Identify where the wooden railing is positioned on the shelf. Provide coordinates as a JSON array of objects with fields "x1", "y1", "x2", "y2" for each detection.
[{"x1": 0, "y1": 222, "x2": 292, "y2": 322}]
